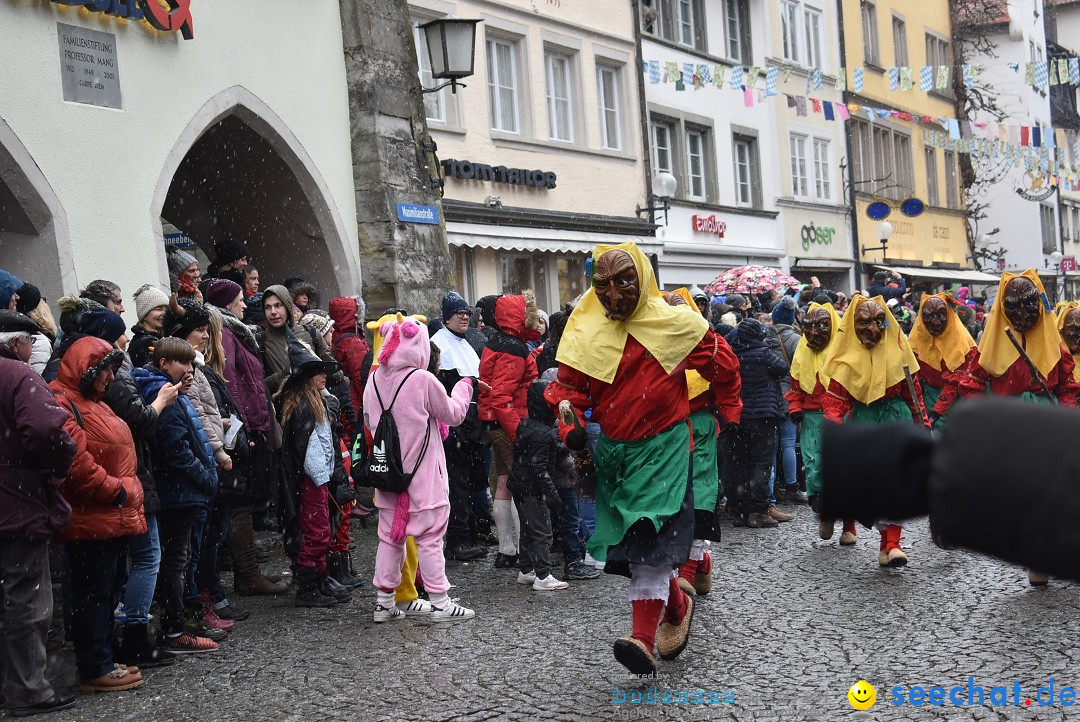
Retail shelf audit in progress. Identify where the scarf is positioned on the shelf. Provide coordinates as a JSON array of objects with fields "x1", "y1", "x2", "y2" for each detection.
[
  {"x1": 789, "y1": 302, "x2": 840, "y2": 394},
  {"x1": 821, "y1": 295, "x2": 919, "y2": 405},
  {"x1": 907, "y1": 293, "x2": 976, "y2": 372},
  {"x1": 558, "y1": 242, "x2": 708, "y2": 384},
  {"x1": 431, "y1": 326, "x2": 480, "y2": 377}
]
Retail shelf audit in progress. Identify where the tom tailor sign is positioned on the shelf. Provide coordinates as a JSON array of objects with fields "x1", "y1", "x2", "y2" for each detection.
[
  {"x1": 441, "y1": 159, "x2": 557, "y2": 190},
  {"x1": 51, "y1": 0, "x2": 194, "y2": 40},
  {"x1": 692, "y1": 214, "x2": 726, "y2": 238}
]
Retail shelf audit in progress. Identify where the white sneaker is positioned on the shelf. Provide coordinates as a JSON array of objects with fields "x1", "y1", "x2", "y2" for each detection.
[
  {"x1": 373, "y1": 603, "x2": 405, "y2": 623},
  {"x1": 430, "y1": 599, "x2": 475, "y2": 622},
  {"x1": 396, "y1": 599, "x2": 433, "y2": 616},
  {"x1": 583, "y1": 552, "x2": 598, "y2": 568},
  {"x1": 532, "y1": 574, "x2": 569, "y2": 591},
  {"x1": 517, "y1": 570, "x2": 536, "y2": 585}
]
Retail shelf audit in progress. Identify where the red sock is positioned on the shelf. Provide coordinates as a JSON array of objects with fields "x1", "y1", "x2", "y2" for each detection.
[
  {"x1": 879, "y1": 529, "x2": 888, "y2": 551},
  {"x1": 842, "y1": 520, "x2": 856, "y2": 535},
  {"x1": 699, "y1": 552, "x2": 711, "y2": 575},
  {"x1": 678, "y1": 559, "x2": 698, "y2": 583},
  {"x1": 885, "y1": 524, "x2": 902, "y2": 551},
  {"x1": 630, "y1": 599, "x2": 665, "y2": 650},
  {"x1": 664, "y1": 576, "x2": 688, "y2": 624}
]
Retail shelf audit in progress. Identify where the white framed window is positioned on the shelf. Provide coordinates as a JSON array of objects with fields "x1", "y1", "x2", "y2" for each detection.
[
  {"x1": 686, "y1": 129, "x2": 706, "y2": 201},
  {"x1": 487, "y1": 37, "x2": 520, "y2": 133},
  {"x1": 652, "y1": 122, "x2": 674, "y2": 175},
  {"x1": 642, "y1": 0, "x2": 703, "y2": 50},
  {"x1": 850, "y1": 119, "x2": 914, "y2": 200},
  {"x1": 544, "y1": 51, "x2": 574, "y2": 142},
  {"x1": 733, "y1": 136, "x2": 758, "y2": 208},
  {"x1": 813, "y1": 137, "x2": 831, "y2": 200},
  {"x1": 944, "y1": 149, "x2": 959, "y2": 209},
  {"x1": 1041, "y1": 204, "x2": 1058, "y2": 254},
  {"x1": 861, "y1": 0, "x2": 879, "y2": 65},
  {"x1": 597, "y1": 64, "x2": 622, "y2": 150},
  {"x1": 781, "y1": 1, "x2": 799, "y2": 63},
  {"x1": 804, "y1": 7, "x2": 823, "y2": 70},
  {"x1": 724, "y1": 0, "x2": 750, "y2": 64},
  {"x1": 414, "y1": 22, "x2": 445, "y2": 123},
  {"x1": 790, "y1": 134, "x2": 808, "y2": 198},
  {"x1": 892, "y1": 15, "x2": 908, "y2": 67},
  {"x1": 678, "y1": 0, "x2": 695, "y2": 46},
  {"x1": 925, "y1": 146, "x2": 939, "y2": 207}
]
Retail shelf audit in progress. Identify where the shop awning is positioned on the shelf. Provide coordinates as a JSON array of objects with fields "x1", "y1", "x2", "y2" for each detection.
[
  {"x1": 790, "y1": 258, "x2": 854, "y2": 269},
  {"x1": 873, "y1": 265, "x2": 1000, "y2": 284},
  {"x1": 446, "y1": 221, "x2": 662, "y2": 256}
]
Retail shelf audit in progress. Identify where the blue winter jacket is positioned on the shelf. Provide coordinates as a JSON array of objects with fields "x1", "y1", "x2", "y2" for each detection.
[
  {"x1": 729, "y1": 319, "x2": 789, "y2": 421},
  {"x1": 133, "y1": 366, "x2": 217, "y2": 509}
]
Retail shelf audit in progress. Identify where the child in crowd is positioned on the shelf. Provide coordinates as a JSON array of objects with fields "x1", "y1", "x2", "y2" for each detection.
[
  {"x1": 508, "y1": 381, "x2": 569, "y2": 591},
  {"x1": 365, "y1": 314, "x2": 475, "y2": 622}
]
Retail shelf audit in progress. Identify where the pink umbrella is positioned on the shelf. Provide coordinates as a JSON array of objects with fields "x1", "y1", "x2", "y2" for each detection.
[{"x1": 704, "y1": 265, "x2": 800, "y2": 296}]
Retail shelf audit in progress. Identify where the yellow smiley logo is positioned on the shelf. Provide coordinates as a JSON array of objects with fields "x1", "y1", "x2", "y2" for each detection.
[{"x1": 848, "y1": 680, "x2": 877, "y2": 710}]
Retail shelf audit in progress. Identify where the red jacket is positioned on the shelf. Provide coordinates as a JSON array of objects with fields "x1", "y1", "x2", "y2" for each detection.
[
  {"x1": 479, "y1": 294, "x2": 538, "y2": 441},
  {"x1": 329, "y1": 297, "x2": 370, "y2": 440},
  {"x1": 49, "y1": 337, "x2": 146, "y2": 542}
]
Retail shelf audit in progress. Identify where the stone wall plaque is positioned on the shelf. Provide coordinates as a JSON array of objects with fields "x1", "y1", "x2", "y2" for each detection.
[{"x1": 57, "y1": 23, "x2": 122, "y2": 110}]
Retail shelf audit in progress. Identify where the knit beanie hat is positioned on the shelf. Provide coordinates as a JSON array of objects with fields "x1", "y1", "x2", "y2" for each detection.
[
  {"x1": 214, "y1": 239, "x2": 250, "y2": 266},
  {"x1": 74, "y1": 306, "x2": 127, "y2": 344},
  {"x1": 771, "y1": 295, "x2": 797, "y2": 326},
  {"x1": 14, "y1": 283, "x2": 41, "y2": 315},
  {"x1": 133, "y1": 284, "x2": 170, "y2": 322},
  {"x1": 0, "y1": 269, "x2": 23, "y2": 310},
  {"x1": 163, "y1": 297, "x2": 211, "y2": 339},
  {"x1": 441, "y1": 291, "x2": 471, "y2": 320},
  {"x1": 166, "y1": 248, "x2": 199, "y2": 277},
  {"x1": 726, "y1": 293, "x2": 747, "y2": 309},
  {"x1": 300, "y1": 311, "x2": 334, "y2": 338},
  {"x1": 204, "y1": 278, "x2": 243, "y2": 309}
]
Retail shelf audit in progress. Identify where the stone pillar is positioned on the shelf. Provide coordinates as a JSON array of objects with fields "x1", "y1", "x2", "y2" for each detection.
[{"x1": 338, "y1": 0, "x2": 452, "y2": 317}]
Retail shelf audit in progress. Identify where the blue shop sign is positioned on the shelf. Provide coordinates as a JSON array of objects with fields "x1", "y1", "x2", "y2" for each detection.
[{"x1": 396, "y1": 203, "x2": 439, "y2": 225}]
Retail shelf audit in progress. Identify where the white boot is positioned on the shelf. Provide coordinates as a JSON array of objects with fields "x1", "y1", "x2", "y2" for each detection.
[{"x1": 493, "y1": 499, "x2": 518, "y2": 556}]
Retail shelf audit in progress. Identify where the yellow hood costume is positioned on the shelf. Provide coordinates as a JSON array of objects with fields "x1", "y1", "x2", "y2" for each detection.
[
  {"x1": 558, "y1": 242, "x2": 708, "y2": 384},
  {"x1": 907, "y1": 293, "x2": 976, "y2": 372},
  {"x1": 666, "y1": 288, "x2": 711, "y2": 400},
  {"x1": 788, "y1": 302, "x2": 841, "y2": 394},
  {"x1": 1055, "y1": 300, "x2": 1080, "y2": 381},
  {"x1": 821, "y1": 295, "x2": 919, "y2": 405},
  {"x1": 978, "y1": 269, "x2": 1061, "y2": 380}
]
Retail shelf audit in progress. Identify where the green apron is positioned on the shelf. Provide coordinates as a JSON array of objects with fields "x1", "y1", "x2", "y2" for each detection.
[
  {"x1": 800, "y1": 410, "x2": 825, "y2": 499},
  {"x1": 586, "y1": 422, "x2": 690, "y2": 561},
  {"x1": 850, "y1": 395, "x2": 913, "y2": 426},
  {"x1": 689, "y1": 409, "x2": 719, "y2": 513}
]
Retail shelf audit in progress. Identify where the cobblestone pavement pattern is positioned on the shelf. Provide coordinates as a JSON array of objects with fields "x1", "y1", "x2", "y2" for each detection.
[{"x1": 22, "y1": 511, "x2": 1080, "y2": 721}]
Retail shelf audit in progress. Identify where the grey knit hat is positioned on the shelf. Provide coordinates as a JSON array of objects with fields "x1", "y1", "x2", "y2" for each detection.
[
  {"x1": 133, "y1": 284, "x2": 170, "y2": 322},
  {"x1": 166, "y1": 248, "x2": 199, "y2": 277}
]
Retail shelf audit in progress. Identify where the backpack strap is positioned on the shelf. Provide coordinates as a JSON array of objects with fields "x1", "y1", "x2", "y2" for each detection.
[{"x1": 371, "y1": 367, "x2": 420, "y2": 413}]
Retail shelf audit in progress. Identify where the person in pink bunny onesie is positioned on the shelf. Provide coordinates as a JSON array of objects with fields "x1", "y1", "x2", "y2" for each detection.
[{"x1": 363, "y1": 314, "x2": 476, "y2": 622}]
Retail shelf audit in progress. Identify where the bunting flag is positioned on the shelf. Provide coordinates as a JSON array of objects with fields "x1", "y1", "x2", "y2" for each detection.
[
  {"x1": 900, "y1": 66, "x2": 914, "y2": 91},
  {"x1": 835, "y1": 67, "x2": 846, "y2": 92},
  {"x1": 713, "y1": 65, "x2": 725, "y2": 88},
  {"x1": 746, "y1": 66, "x2": 761, "y2": 88},
  {"x1": 1061, "y1": 59, "x2": 1072, "y2": 86},
  {"x1": 813, "y1": 67, "x2": 823, "y2": 91},
  {"x1": 888, "y1": 66, "x2": 899, "y2": 92},
  {"x1": 675, "y1": 78, "x2": 685, "y2": 91},
  {"x1": 1025, "y1": 61, "x2": 1036, "y2": 86},
  {"x1": 1050, "y1": 60, "x2": 1061, "y2": 86},
  {"x1": 1035, "y1": 60, "x2": 1049, "y2": 88},
  {"x1": 962, "y1": 64, "x2": 976, "y2": 88},
  {"x1": 823, "y1": 101, "x2": 835, "y2": 121},
  {"x1": 854, "y1": 66, "x2": 865, "y2": 92},
  {"x1": 948, "y1": 118, "x2": 961, "y2": 140},
  {"x1": 835, "y1": 102, "x2": 850, "y2": 121},
  {"x1": 920, "y1": 66, "x2": 933, "y2": 91},
  {"x1": 765, "y1": 67, "x2": 778, "y2": 96},
  {"x1": 1071, "y1": 58, "x2": 1080, "y2": 85},
  {"x1": 648, "y1": 60, "x2": 661, "y2": 84},
  {"x1": 682, "y1": 63, "x2": 694, "y2": 85},
  {"x1": 744, "y1": 86, "x2": 754, "y2": 107},
  {"x1": 730, "y1": 65, "x2": 745, "y2": 89},
  {"x1": 937, "y1": 65, "x2": 950, "y2": 90},
  {"x1": 810, "y1": 97, "x2": 822, "y2": 114},
  {"x1": 795, "y1": 95, "x2": 807, "y2": 116},
  {"x1": 782, "y1": 67, "x2": 794, "y2": 85}
]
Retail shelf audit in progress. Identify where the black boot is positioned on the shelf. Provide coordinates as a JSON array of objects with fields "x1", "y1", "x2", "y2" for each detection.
[
  {"x1": 294, "y1": 567, "x2": 338, "y2": 608},
  {"x1": 326, "y1": 552, "x2": 362, "y2": 590},
  {"x1": 319, "y1": 571, "x2": 352, "y2": 603},
  {"x1": 343, "y1": 551, "x2": 365, "y2": 589},
  {"x1": 115, "y1": 624, "x2": 177, "y2": 668}
]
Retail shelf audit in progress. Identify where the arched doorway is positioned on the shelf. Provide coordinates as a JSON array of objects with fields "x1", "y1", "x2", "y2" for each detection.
[
  {"x1": 152, "y1": 87, "x2": 359, "y2": 301},
  {"x1": 0, "y1": 117, "x2": 73, "y2": 304}
]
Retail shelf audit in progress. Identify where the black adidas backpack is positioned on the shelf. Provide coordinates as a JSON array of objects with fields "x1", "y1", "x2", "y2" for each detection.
[{"x1": 366, "y1": 368, "x2": 430, "y2": 493}]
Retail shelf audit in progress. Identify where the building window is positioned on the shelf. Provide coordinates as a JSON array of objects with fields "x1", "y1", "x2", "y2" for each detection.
[
  {"x1": 642, "y1": 0, "x2": 704, "y2": 50},
  {"x1": 892, "y1": 16, "x2": 908, "y2": 67},
  {"x1": 925, "y1": 146, "x2": 939, "y2": 207},
  {"x1": 790, "y1": 134, "x2": 808, "y2": 198},
  {"x1": 686, "y1": 129, "x2": 707, "y2": 201},
  {"x1": 804, "y1": 7, "x2": 823, "y2": 70},
  {"x1": 652, "y1": 122, "x2": 674, "y2": 175},
  {"x1": 850, "y1": 119, "x2": 913, "y2": 200},
  {"x1": 414, "y1": 22, "x2": 446, "y2": 123},
  {"x1": 733, "y1": 135, "x2": 759, "y2": 209},
  {"x1": 1041, "y1": 204, "x2": 1059, "y2": 255},
  {"x1": 597, "y1": 64, "x2": 622, "y2": 150},
  {"x1": 781, "y1": 1, "x2": 799, "y2": 64},
  {"x1": 487, "y1": 37, "x2": 520, "y2": 133},
  {"x1": 944, "y1": 149, "x2": 958, "y2": 209},
  {"x1": 925, "y1": 34, "x2": 951, "y2": 96},
  {"x1": 678, "y1": 0, "x2": 696, "y2": 46},
  {"x1": 724, "y1": 0, "x2": 751, "y2": 64},
  {"x1": 544, "y1": 51, "x2": 574, "y2": 142},
  {"x1": 813, "y1": 138, "x2": 831, "y2": 200},
  {"x1": 861, "y1": 0, "x2": 879, "y2": 66}
]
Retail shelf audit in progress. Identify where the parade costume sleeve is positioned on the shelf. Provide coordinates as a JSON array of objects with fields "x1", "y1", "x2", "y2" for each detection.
[
  {"x1": 785, "y1": 378, "x2": 825, "y2": 413},
  {"x1": 686, "y1": 329, "x2": 742, "y2": 425},
  {"x1": 932, "y1": 347, "x2": 978, "y2": 416},
  {"x1": 545, "y1": 365, "x2": 592, "y2": 447},
  {"x1": 917, "y1": 357, "x2": 945, "y2": 391},
  {"x1": 820, "y1": 397, "x2": 1080, "y2": 584},
  {"x1": 955, "y1": 347, "x2": 1079, "y2": 407},
  {"x1": 822, "y1": 379, "x2": 853, "y2": 423}
]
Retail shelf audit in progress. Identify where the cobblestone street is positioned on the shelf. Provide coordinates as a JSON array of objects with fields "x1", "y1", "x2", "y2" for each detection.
[{"x1": 26, "y1": 509, "x2": 1080, "y2": 722}]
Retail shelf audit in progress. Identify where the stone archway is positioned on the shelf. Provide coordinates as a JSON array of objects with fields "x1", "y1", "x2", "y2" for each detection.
[
  {"x1": 0, "y1": 117, "x2": 73, "y2": 303},
  {"x1": 151, "y1": 86, "x2": 360, "y2": 300}
]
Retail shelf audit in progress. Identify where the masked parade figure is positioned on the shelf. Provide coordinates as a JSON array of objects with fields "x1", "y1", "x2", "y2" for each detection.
[
  {"x1": 784, "y1": 302, "x2": 856, "y2": 544},
  {"x1": 545, "y1": 243, "x2": 741, "y2": 676},
  {"x1": 907, "y1": 293, "x2": 976, "y2": 429},
  {"x1": 821, "y1": 295, "x2": 928, "y2": 567}
]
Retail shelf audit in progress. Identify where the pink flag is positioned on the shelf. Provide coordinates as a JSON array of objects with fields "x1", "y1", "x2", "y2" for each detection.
[
  {"x1": 835, "y1": 103, "x2": 850, "y2": 121},
  {"x1": 744, "y1": 86, "x2": 754, "y2": 107}
]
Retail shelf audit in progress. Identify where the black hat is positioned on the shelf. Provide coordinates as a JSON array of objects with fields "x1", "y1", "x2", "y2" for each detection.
[
  {"x1": 14, "y1": 283, "x2": 41, "y2": 315},
  {"x1": 215, "y1": 239, "x2": 251, "y2": 265},
  {"x1": 286, "y1": 336, "x2": 340, "y2": 381},
  {"x1": 0, "y1": 310, "x2": 40, "y2": 335},
  {"x1": 163, "y1": 297, "x2": 211, "y2": 340}
]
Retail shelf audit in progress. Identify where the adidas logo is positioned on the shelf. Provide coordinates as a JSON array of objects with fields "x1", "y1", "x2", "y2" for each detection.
[
  {"x1": 369, "y1": 463, "x2": 389, "y2": 473},
  {"x1": 372, "y1": 442, "x2": 387, "y2": 463}
]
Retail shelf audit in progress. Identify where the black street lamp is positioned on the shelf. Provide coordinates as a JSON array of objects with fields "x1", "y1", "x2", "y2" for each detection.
[{"x1": 420, "y1": 18, "x2": 482, "y2": 94}]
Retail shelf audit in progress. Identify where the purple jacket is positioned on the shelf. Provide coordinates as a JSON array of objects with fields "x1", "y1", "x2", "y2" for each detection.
[
  {"x1": 0, "y1": 344, "x2": 76, "y2": 538},
  {"x1": 220, "y1": 319, "x2": 271, "y2": 433}
]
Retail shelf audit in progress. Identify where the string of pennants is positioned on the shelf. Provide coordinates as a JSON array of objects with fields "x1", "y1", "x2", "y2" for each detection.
[{"x1": 643, "y1": 58, "x2": 1080, "y2": 190}]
